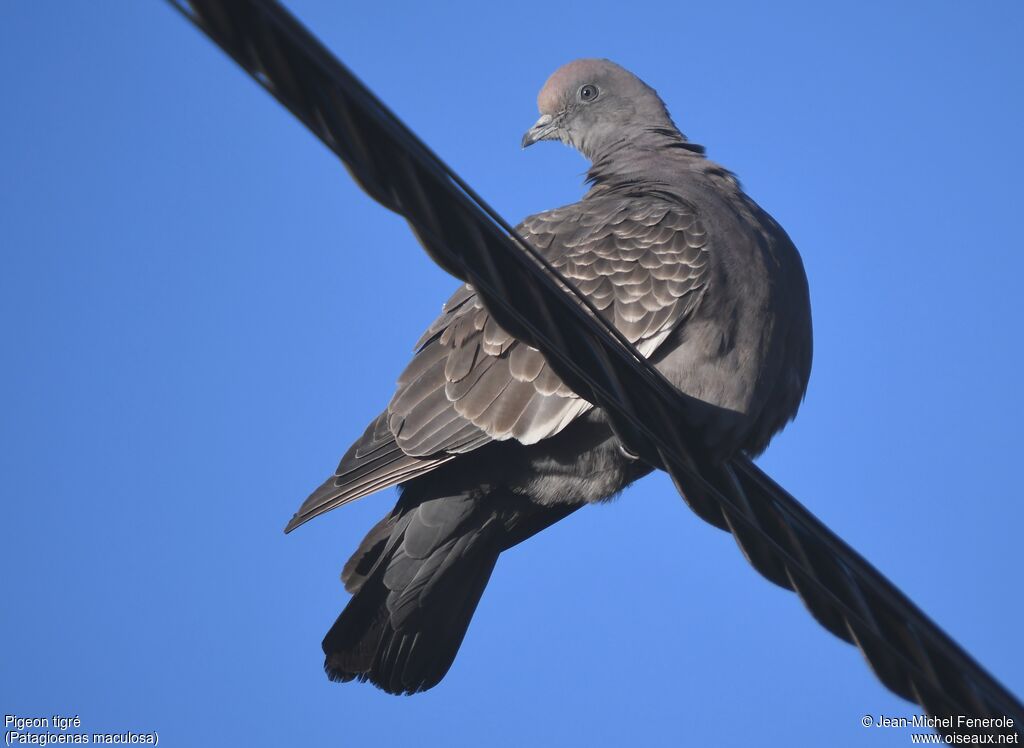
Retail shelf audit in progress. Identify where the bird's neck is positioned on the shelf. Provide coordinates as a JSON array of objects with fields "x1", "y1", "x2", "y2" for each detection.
[
  {"x1": 584, "y1": 126, "x2": 741, "y2": 200},
  {"x1": 585, "y1": 126, "x2": 708, "y2": 188}
]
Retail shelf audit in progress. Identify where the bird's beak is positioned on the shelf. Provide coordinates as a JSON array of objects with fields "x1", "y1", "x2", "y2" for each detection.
[{"x1": 521, "y1": 114, "x2": 557, "y2": 148}]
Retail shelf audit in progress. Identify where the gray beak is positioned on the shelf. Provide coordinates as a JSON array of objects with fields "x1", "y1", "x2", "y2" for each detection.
[{"x1": 521, "y1": 114, "x2": 557, "y2": 148}]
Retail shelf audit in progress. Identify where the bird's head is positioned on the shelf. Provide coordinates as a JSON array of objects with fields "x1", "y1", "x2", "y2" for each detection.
[{"x1": 521, "y1": 59, "x2": 677, "y2": 160}]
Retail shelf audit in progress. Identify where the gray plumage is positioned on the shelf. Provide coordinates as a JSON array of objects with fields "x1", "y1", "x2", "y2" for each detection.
[{"x1": 288, "y1": 59, "x2": 812, "y2": 694}]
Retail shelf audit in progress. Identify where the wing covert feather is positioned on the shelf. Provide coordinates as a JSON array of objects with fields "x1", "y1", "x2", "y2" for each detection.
[
  {"x1": 291, "y1": 197, "x2": 710, "y2": 529},
  {"x1": 388, "y1": 197, "x2": 710, "y2": 457}
]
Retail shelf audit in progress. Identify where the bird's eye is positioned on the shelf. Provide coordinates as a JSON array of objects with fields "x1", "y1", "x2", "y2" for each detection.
[{"x1": 579, "y1": 84, "x2": 599, "y2": 102}]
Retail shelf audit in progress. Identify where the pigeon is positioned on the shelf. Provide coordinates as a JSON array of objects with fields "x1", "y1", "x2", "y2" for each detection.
[{"x1": 286, "y1": 58, "x2": 813, "y2": 695}]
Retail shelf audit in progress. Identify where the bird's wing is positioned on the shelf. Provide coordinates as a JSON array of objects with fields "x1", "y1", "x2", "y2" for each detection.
[
  {"x1": 287, "y1": 197, "x2": 709, "y2": 531},
  {"x1": 391, "y1": 196, "x2": 710, "y2": 453}
]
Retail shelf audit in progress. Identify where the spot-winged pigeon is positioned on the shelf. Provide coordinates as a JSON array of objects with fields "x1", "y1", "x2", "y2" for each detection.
[{"x1": 287, "y1": 58, "x2": 813, "y2": 695}]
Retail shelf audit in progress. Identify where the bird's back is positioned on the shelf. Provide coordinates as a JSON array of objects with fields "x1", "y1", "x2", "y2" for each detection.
[{"x1": 583, "y1": 146, "x2": 812, "y2": 456}]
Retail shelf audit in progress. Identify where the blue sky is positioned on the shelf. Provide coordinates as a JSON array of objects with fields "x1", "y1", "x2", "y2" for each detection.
[{"x1": 2, "y1": 1, "x2": 1022, "y2": 746}]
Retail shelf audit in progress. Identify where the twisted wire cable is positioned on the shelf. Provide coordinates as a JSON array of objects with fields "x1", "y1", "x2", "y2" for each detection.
[{"x1": 166, "y1": 0, "x2": 1022, "y2": 736}]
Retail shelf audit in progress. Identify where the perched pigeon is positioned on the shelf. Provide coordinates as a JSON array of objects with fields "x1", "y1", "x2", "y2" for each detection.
[{"x1": 286, "y1": 59, "x2": 812, "y2": 695}]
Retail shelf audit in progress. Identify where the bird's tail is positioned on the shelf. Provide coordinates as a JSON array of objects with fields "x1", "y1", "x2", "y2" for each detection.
[
  {"x1": 323, "y1": 485, "x2": 500, "y2": 695},
  {"x1": 322, "y1": 482, "x2": 580, "y2": 694}
]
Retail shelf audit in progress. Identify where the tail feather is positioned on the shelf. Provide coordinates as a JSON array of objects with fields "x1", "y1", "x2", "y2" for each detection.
[
  {"x1": 329, "y1": 552, "x2": 499, "y2": 694},
  {"x1": 341, "y1": 512, "x2": 398, "y2": 594},
  {"x1": 322, "y1": 485, "x2": 581, "y2": 694},
  {"x1": 322, "y1": 488, "x2": 502, "y2": 694}
]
